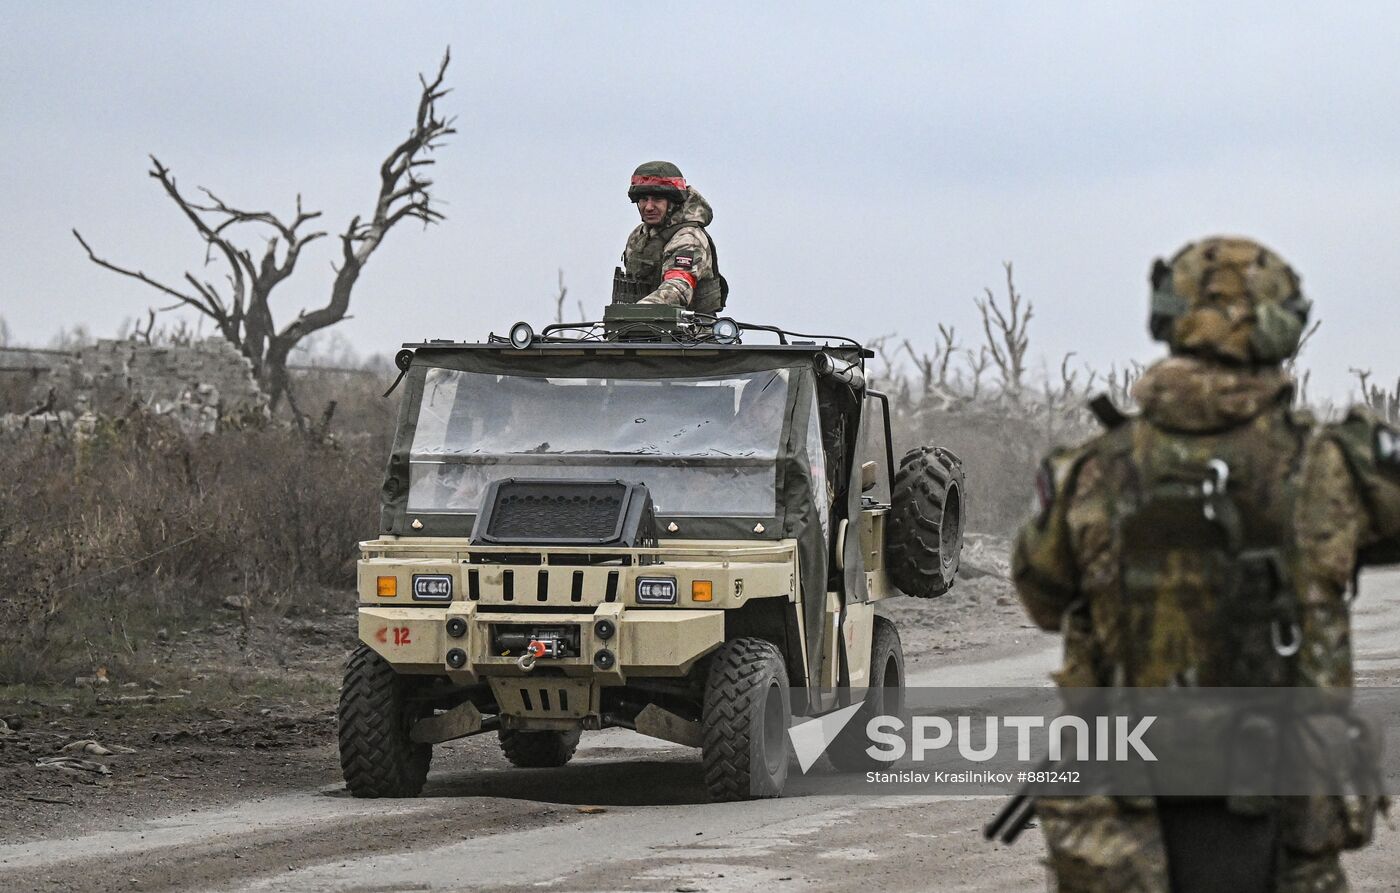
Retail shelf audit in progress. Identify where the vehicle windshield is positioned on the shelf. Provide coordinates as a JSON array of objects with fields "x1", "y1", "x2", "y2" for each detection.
[{"x1": 408, "y1": 367, "x2": 791, "y2": 517}]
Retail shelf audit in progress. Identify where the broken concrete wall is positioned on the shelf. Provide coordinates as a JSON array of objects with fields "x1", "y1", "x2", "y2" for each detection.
[{"x1": 14, "y1": 339, "x2": 268, "y2": 434}]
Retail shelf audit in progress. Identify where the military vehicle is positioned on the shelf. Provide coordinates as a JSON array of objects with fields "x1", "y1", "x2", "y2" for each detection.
[{"x1": 338, "y1": 306, "x2": 965, "y2": 801}]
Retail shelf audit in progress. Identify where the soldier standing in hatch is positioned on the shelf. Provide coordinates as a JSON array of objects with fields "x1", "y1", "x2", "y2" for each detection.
[
  {"x1": 1012, "y1": 237, "x2": 1396, "y2": 892},
  {"x1": 613, "y1": 161, "x2": 728, "y2": 312}
]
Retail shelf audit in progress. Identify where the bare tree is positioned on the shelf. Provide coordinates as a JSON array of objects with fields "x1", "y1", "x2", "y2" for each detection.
[
  {"x1": 966, "y1": 346, "x2": 991, "y2": 400},
  {"x1": 1351, "y1": 368, "x2": 1400, "y2": 423},
  {"x1": 553, "y1": 270, "x2": 569, "y2": 324},
  {"x1": 975, "y1": 262, "x2": 1032, "y2": 398},
  {"x1": 1104, "y1": 361, "x2": 1142, "y2": 407},
  {"x1": 1045, "y1": 352, "x2": 1080, "y2": 405},
  {"x1": 73, "y1": 51, "x2": 455, "y2": 413},
  {"x1": 901, "y1": 338, "x2": 936, "y2": 398},
  {"x1": 900, "y1": 324, "x2": 959, "y2": 401}
]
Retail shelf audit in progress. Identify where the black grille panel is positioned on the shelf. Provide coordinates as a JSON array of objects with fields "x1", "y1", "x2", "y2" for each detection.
[
  {"x1": 470, "y1": 479, "x2": 658, "y2": 551},
  {"x1": 492, "y1": 487, "x2": 624, "y2": 539}
]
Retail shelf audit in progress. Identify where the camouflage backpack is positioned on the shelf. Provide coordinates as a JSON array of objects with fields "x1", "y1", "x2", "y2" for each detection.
[{"x1": 1100, "y1": 410, "x2": 1312, "y2": 688}]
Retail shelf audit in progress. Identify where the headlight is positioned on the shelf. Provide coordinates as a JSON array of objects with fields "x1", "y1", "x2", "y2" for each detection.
[
  {"x1": 412, "y1": 574, "x2": 453, "y2": 601},
  {"x1": 635, "y1": 576, "x2": 678, "y2": 604}
]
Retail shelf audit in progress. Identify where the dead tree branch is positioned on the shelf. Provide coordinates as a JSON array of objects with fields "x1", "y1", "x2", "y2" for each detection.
[
  {"x1": 74, "y1": 49, "x2": 455, "y2": 416},
  {"x1": 967, "y1": 346, "x2": 991, "y2": 400},
  {"x1": 1285, "y1": 318, "x2": 1323, "y2": 374},
  {"x1": 975, "y1": 262, "x2": 1032, "y2": 398},
  {"x1": 553, "y1": 269, "x2": 569, "y2": 324}
]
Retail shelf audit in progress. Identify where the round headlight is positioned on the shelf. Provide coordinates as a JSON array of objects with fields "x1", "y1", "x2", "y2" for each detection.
[
  {"x1": 509, "y1": 321, "x2": 535, "y2": 349},
  {"x1": 712, "y1": 318, "x2": 740, "y2": 344}
]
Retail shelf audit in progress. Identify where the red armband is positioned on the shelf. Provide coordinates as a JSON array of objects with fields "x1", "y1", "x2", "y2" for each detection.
[{"x1": 662, "y1": 269, "x2": 697, "y2": 289}]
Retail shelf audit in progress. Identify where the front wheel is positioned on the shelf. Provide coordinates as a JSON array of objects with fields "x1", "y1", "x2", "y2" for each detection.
[
  {"x1": 701, "y1": 637, "x2": 792, "y2": 801},
  {"x1": 825, "y1": 617, "x2": 905, "y2": 772},
  {"x1": 338, "y1": 644, "x2": 432, "y2": 798}
]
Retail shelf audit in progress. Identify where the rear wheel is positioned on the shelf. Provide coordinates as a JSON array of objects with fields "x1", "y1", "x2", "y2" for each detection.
[
  {"x1": 825, "y1": 618, "x2": 905, "y2": 772},
  {"x1": 887, "y1": 446, "x2": 965, "y2": 598},
  {"x1": 498, "y1": 729, "x2": 582, "y2": 768},
  {"x1": 338, "y1": 644, "x2": 432, "y2": 798},
  {"x1": 701, "y1": 637, "x2": 792, "y2": 801}
]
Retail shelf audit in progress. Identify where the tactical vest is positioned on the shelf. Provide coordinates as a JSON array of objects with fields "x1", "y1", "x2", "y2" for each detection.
[
  {"x1": 1093, "y1": 409, "x2": 1310, "y2": 688},
  {"x1": 612, "y1": 222, "x2": 728, "y2": 313}
]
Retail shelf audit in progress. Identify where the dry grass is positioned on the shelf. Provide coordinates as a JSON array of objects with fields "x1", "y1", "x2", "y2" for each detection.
[{"x1": 0, "y1": 414, "x2": 387, "y2": 684}]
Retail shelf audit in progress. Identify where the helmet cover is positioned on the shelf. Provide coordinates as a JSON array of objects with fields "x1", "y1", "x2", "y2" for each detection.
[
  {"x1": 1149, "y1": 236, "x2": 1309, "y2": 365},
  {"x1": 628, "y1": 160, "x2": 687, "y2": 204}
]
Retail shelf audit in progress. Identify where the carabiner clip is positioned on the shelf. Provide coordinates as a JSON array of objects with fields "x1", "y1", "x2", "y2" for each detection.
[
  {"x1": 1202, "y1": 459, "x2": 1231, "y2": 521},
  {"x1": 1271, "y1": 620, "x2": 1302, "y2": 658}
]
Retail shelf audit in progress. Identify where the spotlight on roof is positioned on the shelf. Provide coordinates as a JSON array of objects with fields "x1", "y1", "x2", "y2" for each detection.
[
  {"x1": 509, "y1": 321, "x2": 535, "y2": 350},
  {"x1": 712, "y1": 318, "x2": 741, "y2": 345}
]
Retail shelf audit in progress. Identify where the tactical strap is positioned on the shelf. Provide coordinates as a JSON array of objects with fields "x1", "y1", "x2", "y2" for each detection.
[{"x1": 1088, "y1": 394, "x2": 1129, "y2": 430}]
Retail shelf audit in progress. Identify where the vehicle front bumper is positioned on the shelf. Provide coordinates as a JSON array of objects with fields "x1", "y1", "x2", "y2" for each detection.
[{"x1": 357, "y1": 603, "x2": 724, "y2": 684}]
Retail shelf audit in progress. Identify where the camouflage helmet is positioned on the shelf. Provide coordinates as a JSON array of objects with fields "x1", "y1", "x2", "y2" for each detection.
[
  {"x1": 627, "y1": 160, "x2": 687, "y2": 204},
  {"x1": 1149, "y1": 236, "x2": 1311, "y2": 365}
]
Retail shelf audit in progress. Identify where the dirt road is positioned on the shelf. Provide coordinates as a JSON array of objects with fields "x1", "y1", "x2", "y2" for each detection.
[{"x1": 4, "y1": 569, "x2": 1399, "y2": 892}]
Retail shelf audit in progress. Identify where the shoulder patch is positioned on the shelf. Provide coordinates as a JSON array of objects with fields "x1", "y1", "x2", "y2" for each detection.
[{"x1": 672, "y1": 254, "x2": 694, "y2": 269}]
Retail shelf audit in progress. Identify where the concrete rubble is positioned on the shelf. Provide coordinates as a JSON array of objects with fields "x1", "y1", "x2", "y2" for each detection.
[{"x1": 0, "y1": 338, "x2": 268, "y2": 435}]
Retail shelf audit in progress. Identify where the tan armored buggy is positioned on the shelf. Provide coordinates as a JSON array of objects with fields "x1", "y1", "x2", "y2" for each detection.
[{"x1": 339, "y1": 307, "x2": 964, "y2": 800}]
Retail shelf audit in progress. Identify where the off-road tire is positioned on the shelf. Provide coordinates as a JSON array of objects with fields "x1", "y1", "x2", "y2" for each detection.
[
  {"x1": 338, "y1": 644, "x2": 432, "y2": 798},
  {"x1": 825, "y1": 618, "x2": 905, "y2": 772},
  {"x1": 498, "y1": 729, "x2": 582, "y2": 768},
  {"x1": 701, "y1": 637, "x2": 792, "y2": 801},
  {"x1": 887, "y1": 446, "x2": 966, "y2": 598}
]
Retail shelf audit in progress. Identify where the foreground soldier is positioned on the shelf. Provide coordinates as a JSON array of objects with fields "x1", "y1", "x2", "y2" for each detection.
[
  {"x1": 1013, "y1": 237, "x2": 1397, "y2": 892},
  {"x1": 612, "y1": 160, "x2": 728, "y2": 311}
]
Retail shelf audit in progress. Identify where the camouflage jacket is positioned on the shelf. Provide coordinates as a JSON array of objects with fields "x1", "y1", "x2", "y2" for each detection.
[
  {"x1": 1013, "y1": 355, "x2": 1400, "y2": 690},
  {"x1": 621, "y1": 188, "x2": 721, "y2": 310}
]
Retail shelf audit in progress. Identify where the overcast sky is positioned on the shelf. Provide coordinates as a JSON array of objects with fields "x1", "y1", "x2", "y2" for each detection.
[{"x1": 4, "y1": 2, "x2": 1399, "y2": 398}]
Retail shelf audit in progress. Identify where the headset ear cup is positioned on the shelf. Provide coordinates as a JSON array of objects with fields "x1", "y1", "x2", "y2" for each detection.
[
  {"x1": 1151, "y1": 258, "x2": 1172, "y2": 290},
  {"x1": 1149, "y1": 279, "x2": 1189, "y2": 345},
  {"x1": 1249, "y1": 300, "x2": 1308, "y2": 363}
]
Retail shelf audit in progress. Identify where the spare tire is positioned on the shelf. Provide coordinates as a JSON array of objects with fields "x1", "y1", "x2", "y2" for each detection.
[{"x1": 886, "y1": 446, "x2": 965, "y2": 598}]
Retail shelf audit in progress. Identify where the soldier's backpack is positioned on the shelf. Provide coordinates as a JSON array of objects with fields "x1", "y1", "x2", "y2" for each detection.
[{"x1": 1110, "y1": 421, "x2": 1306, "y2": 689}]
